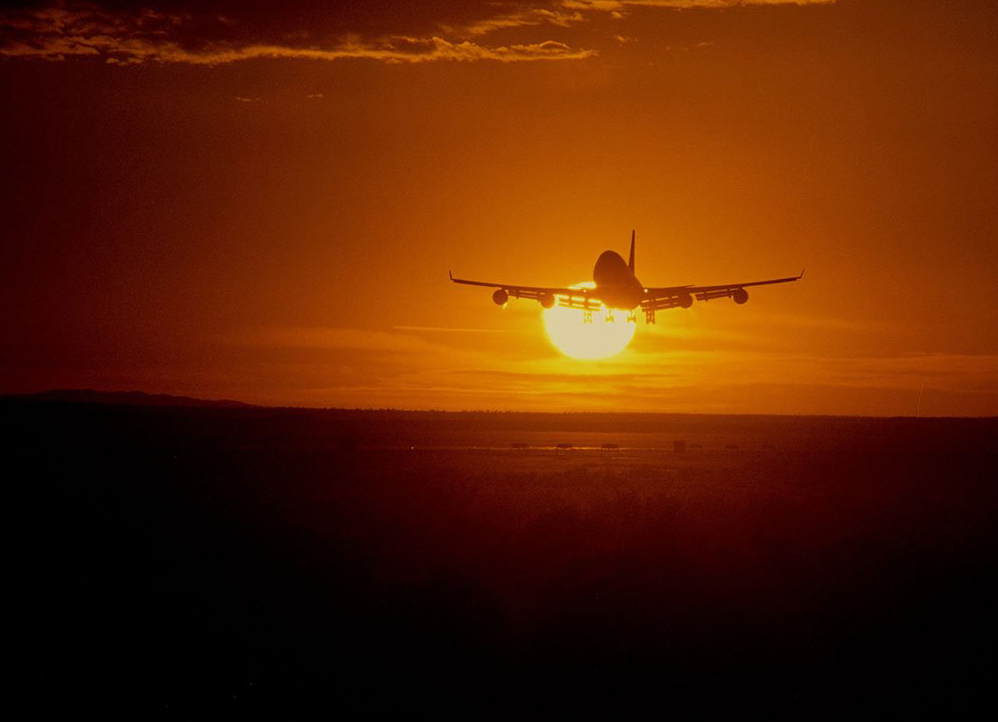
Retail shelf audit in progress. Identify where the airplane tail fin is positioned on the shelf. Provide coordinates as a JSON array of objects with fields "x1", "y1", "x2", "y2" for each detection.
[{"x1": 628, "y1": 230, "x2": 636, "y2": 274}]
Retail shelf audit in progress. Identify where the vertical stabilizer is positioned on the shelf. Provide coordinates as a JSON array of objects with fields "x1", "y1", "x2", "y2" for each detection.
[{"x1": 628, "y1": 230, "x2": 636, "y2": 274}]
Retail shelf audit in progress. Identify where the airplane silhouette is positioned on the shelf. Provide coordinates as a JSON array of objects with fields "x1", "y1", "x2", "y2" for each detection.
[{"x1": 450, "y1": 231, "x2": 803, "y2": 324}]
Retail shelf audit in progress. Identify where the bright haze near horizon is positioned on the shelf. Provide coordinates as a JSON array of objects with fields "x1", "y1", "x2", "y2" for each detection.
[{"x1": 2, "y1": 0, "x2": 997, "y2": 415}]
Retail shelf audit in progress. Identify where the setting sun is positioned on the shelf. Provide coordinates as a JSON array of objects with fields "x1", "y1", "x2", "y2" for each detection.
[{"x1": 543, "y1": 283, "x2": 636, "y2": 359}]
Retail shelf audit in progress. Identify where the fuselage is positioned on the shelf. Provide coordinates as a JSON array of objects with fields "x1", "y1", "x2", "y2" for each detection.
[{"x1": 593, "y1": 250, "x2": 644, "y2": 310}]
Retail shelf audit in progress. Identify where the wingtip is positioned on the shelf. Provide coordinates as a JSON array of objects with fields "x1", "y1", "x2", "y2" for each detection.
[{"x1": 799, "y1": 268, "x2": 806, "y2": 279}]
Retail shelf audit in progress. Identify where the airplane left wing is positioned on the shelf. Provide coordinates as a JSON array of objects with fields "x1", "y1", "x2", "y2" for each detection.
[
  {"x1": 449, "y1": 272, "x2": 601, "y2": 309},
  {"x1": 641, "y1": 270, "x2": 804, "y2": 311}
]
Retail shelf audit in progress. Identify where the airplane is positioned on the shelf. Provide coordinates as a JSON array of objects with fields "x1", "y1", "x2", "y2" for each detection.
[{"x1": 449, "y1": 231, "x2": 803, "y2": 324}]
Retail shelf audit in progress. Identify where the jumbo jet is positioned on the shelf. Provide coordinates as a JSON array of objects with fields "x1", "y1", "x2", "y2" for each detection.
[{"x1": 450, "y1": 231, "x2": 803, "y2": 324}]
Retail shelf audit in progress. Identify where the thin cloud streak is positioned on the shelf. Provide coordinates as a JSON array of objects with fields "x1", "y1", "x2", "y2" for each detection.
[
  {"x1": 0, "y1": 6, "x2": 595, "y2": 64},
  {"x1": 393, "y1": 325, "x2": 519, "y2": 334},
  {"x1": 0, "y1": 35, "x2": 595, "y2": 65},
  {"x1": 443, "y1": 7, "x2": 586, "y2": 37},
  {"x1": 1, "y1": 0, "x2": 839, "y2": 65},
  {"x1": 220, "y1": 325, "x2": 998, "y2": 413},
  {"x1": 565, "y1": 0, "x2": 836, "y2": 9},
  {"x1": 444, "y1": 0, "x2": 838, "y2": 38}
]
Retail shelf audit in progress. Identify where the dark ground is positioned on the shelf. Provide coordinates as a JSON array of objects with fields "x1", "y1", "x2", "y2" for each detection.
[{"x1": 3, "y1": 401, "x2": 997, "y2": 716}]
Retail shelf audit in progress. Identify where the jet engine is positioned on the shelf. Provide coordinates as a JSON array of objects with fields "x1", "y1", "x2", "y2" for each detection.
[
  {"x1": 733, "y1": 288, "x2": 749, "y2": 305},
  {"x1": 492, "y1": 289, "x2": 508, "y2": 305},
  {"x1": 678, "y1": 293, "x2": 693, "y2": 309},
  {"x1": 539, "y1": 294, "x2": 555, "y2": 309}
]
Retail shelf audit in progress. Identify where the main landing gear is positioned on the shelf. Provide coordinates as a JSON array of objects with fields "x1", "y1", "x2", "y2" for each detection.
[
  {"x1": 644, "y1": 308, "x2": 656, "y2": 324},
  {"x1": 583, "y1": 309, "x2": 639, "y2": 324}
]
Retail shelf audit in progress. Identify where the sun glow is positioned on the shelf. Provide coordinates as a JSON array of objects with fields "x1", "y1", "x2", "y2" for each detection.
[{"x1": 542, "y1": 282, "x2": 636, "y2": 359}]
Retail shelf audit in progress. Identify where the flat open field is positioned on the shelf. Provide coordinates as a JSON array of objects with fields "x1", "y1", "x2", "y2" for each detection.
[{"x1": 4, "y1": 402, "x2": 997, "y2": 715}]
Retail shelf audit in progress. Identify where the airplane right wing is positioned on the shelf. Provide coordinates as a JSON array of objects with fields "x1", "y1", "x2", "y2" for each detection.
[{"x1": 449, "y1": 272, "x2": 602, "y2": 309}]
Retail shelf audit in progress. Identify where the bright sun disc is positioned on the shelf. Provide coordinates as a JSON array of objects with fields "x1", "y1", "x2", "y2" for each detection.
[{"x1": 543, "y1": 282, "x2": 636, "y2": 359}]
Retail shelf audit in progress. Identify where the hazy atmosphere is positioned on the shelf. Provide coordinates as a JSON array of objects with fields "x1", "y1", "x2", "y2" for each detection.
[{"x1": 3, "y1": 0, "x2": 997, "y2": 414}]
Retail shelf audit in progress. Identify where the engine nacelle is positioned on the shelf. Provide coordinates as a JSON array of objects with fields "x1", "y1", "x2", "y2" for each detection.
[
  {"x1": 678, "y1": 294, "x2": 693, "y2": 309},
  {"x1": 492, "y1": 289, "x2": 509, "y2": 305},
  {"x1": 539, "y1": 294, "x2": 555, "y2": 309},
  {"x1": 732, "y1": 288, "x2": 749, "y2": 305}
]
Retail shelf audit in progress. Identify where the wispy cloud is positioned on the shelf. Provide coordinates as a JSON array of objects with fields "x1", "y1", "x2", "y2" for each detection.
[
  {"x1": 443, "y1": 7, "x2": 586, "y2": 37},
  {"x1": 564, "y1": 0, "x2": 835, "y2": 9},
  {"x1": 444, "y1": 0, "x2": 838, "y2": 38},
  {"x1": 0, "y1": 0, "x2": 840, "y2": 65},
  {"x1": 0, "y1": 5, "x2": 595, "y2": 64}
]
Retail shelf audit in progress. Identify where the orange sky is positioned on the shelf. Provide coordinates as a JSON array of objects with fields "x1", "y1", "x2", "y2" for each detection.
[{"x1": 2, "y1": 0, "x2": 997, "y2": 415}]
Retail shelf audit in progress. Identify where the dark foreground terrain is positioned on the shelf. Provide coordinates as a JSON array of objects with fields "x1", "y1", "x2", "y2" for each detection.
[{"x1": 4, "y1": 401, "x2": 997, "y2": 716}]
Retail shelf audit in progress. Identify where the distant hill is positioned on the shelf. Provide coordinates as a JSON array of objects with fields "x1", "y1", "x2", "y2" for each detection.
[{"x1": 5, "y1": 389, "x2": 254, "y2": 408}]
